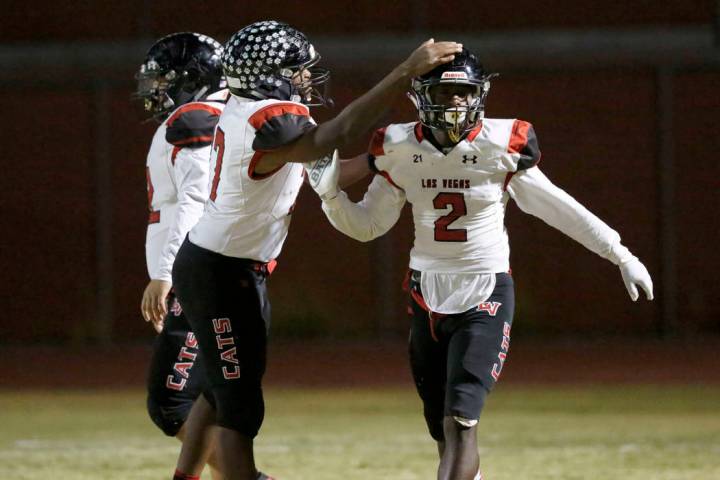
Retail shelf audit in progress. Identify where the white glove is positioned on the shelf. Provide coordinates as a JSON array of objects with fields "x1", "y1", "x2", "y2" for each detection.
[
  {"x1": 619, "y1": 258, "x2": 654, "y2": 301},
  {"x1": 305, "y1": 149, "x2": 339, "y2": 200}
]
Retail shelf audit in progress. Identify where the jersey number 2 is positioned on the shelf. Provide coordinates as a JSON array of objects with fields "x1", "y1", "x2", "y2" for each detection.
[
  {"x1": 433, "y1": 192, "x2": 467, "y2": 242},
  {"x1": 209, "y1": 127, "x2": 225, "y2": 202}
]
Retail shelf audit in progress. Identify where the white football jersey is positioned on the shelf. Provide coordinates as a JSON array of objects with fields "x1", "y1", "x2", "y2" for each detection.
[
  {"x1": 145, "y1": 90, "x2": 228, "y2": 281},
  {"x1": 189, "y1": 96, "x2": 311, "y2": 261},
  {"x1": 372, "y1": 119, "x2": 540, "y2": 274},
  {"x1": 322, "y1": 119, "x2": 633, "y2": 313}
]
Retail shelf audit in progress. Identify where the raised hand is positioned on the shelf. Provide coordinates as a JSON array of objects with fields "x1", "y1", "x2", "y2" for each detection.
[{"x1": 401, "y1": 39, "x2": 463, "y2": 78}]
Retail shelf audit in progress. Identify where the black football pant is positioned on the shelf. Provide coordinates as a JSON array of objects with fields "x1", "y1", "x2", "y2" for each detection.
[
  {"x1": 172, "y1": 238, "x2": 271, "y2": 438},
  {"x1": 408, "y1": 272, "x2": 515, "y2": 442},
  {"x1": 146, "y1": 293, "x2": 207, "y2": 436}
]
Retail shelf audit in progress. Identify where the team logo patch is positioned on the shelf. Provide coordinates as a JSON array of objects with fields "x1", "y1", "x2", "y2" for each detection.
[
  {"x1": 477, "y1": 301, "x2": 502, "y2": 316},
  {"x1": 307, "y1": 153, "x2": 332, "y2": 185},
  {"x1": 441, "y1": 71, "x2": 469, "y2": 80}
]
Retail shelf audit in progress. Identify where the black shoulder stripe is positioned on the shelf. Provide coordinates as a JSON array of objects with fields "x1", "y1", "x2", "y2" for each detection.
[
  {"x1": 517, "y1": 124, "x2": 541, "y2": 171},
  {"x1": 252, "y1": 114, "x2": 314, "y2": 152},
  {"x1": 165, "y1": 107, "x2": 221, "y2": 148}
]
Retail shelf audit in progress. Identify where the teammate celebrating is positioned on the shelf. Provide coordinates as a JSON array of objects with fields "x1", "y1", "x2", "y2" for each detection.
[
  {"x1": 136, "y1": 32, "x2": 228, "y2": 480},
  {"x1": 316, "y1": 48, "x2": 654, "y2": 480},
  {"x1": 170, "y1": 20, "x2": 462, "y2": 480}
]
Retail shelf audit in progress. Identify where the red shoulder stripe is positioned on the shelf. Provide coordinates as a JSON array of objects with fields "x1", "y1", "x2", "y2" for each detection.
[
  {"x1": 171, "y1": 146, "x2": 182, "y2": 165},
  {"x1": 249, "y1": 103, "x2": 309, "y2": 131},
  {"x1": 167, "y1": 103, "x2": 222, "y2": 127},
  {"x1": 508, "y1": 119, "x2": 530, "y2": 154},
  {"x1": 369, "y1": 127, "x2": 387, "y2": 157},
  {"x1": 248, "y1": 151, "x2": 284, "y2": 180},
  {"x1": 466, "y1": 121, "x2": 483, "y2": 142},
  {"x1": 378, "y1": 170, "x2": 403, "y2": 191},
  {"x1": 413, "y1": 122, "x2": 424, "y2": 143}
]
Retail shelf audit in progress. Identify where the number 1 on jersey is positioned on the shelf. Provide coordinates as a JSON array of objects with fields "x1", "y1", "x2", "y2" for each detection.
[
  {"x1": 433, "y1": 192, "x2": 467, "y2": 242},
  {"x1": 210, "y1": 127, "x2": 225, "y2": 202}
]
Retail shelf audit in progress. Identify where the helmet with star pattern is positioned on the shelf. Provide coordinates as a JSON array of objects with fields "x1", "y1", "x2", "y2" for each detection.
[{"x1": 222, "y1": 20, "x2": 331, "y2": 107}]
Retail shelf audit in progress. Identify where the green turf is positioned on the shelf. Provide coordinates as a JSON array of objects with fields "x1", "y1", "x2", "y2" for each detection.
[{"x1": 1, "y1": 385, "x2": 719, "y2": 479}]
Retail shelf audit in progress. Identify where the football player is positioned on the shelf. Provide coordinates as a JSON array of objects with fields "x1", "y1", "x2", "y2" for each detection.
[
  {"x1": 169, "y1": 20, "x2": 462, "y2": 480},
  {"x1": 136, "y1": 31, "x2": 236, "y2": 480},
  {"x1": 314, "y1": 48, "x2": 654, "y2": 480}
]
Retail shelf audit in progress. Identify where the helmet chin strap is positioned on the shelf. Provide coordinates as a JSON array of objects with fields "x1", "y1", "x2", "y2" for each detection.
[{"x1": 448, "y1": 129, "x2": 462, "y2": 143}]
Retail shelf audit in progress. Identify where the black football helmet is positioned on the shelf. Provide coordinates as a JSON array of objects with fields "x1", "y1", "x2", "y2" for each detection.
[
  {"x1": 135, "y1": 32, "x2": 225, "y2": 121},
  {"x1": 410, "y1": 48, "x2": 497, "y2": 142},
  {"x1": 222, "y1": 20, "x2": 331, "y2": 107}
]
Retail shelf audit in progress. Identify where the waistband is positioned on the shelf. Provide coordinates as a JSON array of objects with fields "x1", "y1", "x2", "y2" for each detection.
[{"x1": 183, "y1": 238, "x2": 277, "y2": 276}]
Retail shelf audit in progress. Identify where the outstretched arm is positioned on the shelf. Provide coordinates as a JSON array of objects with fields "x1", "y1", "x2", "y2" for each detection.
[
  {"x1": 507, "y1": 167, "x2": 653, "y2": 301},
  {"x1": 259, "y1": 39, "x2": 462, "y2": 169},
  {"x1": 321, "y1": 174, "x2": 406, "y2": 242},
  {"x1": 339, "y1": 153, "x2": 372, "y2": 189},
  {"x1": 304, "y1": 151, "x2": 371, "y2": 199}
]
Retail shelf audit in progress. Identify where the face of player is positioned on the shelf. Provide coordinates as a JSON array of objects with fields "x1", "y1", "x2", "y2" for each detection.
[
  {"x1": 291, "y1": 67, "x2": 313, "y2": 102},
  {"x1": 135, "y1": 69, "x2": 175, "y2": 118},
  {"x1": 429, "y1": 84, "x2": 476, "y2": 108},
  {"x1": 427, "y1": 83, "x2": 478, "y2": 145}
]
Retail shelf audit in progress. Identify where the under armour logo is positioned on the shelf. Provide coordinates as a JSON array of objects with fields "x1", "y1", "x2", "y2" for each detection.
[{"x1": 462, "y1": 155, "x2": 478, "y2": 164}]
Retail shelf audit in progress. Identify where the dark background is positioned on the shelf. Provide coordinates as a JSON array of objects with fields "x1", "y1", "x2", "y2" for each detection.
[{"x1": 1, "y1": 1, "x2": 718, "y2": 348}]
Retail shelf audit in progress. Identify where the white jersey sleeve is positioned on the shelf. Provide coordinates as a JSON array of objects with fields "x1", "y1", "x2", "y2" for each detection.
[
  {"x1": 144, "y1": 94, "x2": 226, "y2": 281},
  {"x1": 154, "y1": 145, "x2": 211, "y2": 280},
  {"x1": 321, "y1": 174, "x2": 406, "y2": 242},
  {"x1": 506, "y1": 166, "x2": 634, "y2": 265}
]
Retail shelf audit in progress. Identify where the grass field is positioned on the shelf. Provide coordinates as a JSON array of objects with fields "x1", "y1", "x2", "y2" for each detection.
[{"x1": 1, "y1": 385, "x2": 719, "y2": 479}]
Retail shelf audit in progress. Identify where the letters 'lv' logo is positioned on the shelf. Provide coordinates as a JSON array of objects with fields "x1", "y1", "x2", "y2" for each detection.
[{"x1": 462, "y1": 155, "x2": 478, "y2": 164}]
